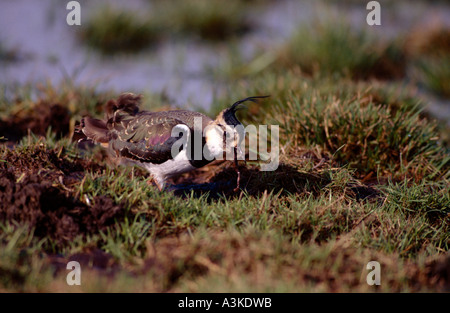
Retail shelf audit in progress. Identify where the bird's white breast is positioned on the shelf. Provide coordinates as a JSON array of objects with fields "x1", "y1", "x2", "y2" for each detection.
[
  {"x1": 142, "y1": 149, "x2": 195, "y2": 181},
  {"x1": 205, "y1": 125, "x2": 224, "y2": 159}
]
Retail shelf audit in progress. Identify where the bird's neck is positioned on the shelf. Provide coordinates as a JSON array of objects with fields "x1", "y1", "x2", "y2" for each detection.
[{"x1": 204, "y1": 121, "x2": 225, "y2": 159}]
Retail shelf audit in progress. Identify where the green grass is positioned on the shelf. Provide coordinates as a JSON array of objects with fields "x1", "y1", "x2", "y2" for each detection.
[
  {"x1": 356, "y1": 180, "x2": 450, "y2": 257},
  {"x1": 270, "y1": 89, "x2": 449, "y2": 181},
  {"x1": 0, "y1": 222, "x2": 53, "y2": 292}
]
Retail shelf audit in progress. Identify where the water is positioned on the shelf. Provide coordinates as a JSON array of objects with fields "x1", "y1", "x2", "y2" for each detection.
[{"x1": 1, "y1": 0, "x2": 449, "y2": 118}]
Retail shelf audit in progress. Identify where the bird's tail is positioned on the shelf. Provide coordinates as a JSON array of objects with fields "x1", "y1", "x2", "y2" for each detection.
[
  {"x1": 79, "y1": 93, "x2": 142, "y2": 144},
  {"x1": 80, "y1": 116, "x2": 109, "y2": 144}
]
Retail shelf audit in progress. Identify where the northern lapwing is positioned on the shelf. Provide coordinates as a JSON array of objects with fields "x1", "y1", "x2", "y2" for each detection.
[{"x1": 80, "y1": 93, "x2": 268, "y2": 191}]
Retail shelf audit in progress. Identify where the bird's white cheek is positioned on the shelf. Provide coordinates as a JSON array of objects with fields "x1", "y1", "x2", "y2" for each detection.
[{"x1": 205, "y1": 128, "x2": 224, "y2": 158}]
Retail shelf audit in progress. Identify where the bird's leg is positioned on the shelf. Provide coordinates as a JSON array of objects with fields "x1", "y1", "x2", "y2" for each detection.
[
  {"x1": 233, "y1": 147, "x2": 241, "y2": 192},
  {"x1": 146, "y1": 176, "x2": 165, "y2": 191},
  {"x1": 155, "y1": 180, "x2": 164, "y2": 192}
]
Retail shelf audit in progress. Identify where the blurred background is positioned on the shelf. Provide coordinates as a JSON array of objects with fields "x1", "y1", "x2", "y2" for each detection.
[{"x1": 0, "y1": 0, "x2": 449, "y2": 118}]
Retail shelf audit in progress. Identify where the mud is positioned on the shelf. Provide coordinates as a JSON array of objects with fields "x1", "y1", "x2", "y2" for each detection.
[
  {"x1": 0, "y1": 145, "x2": 126, "y2": 247},
  {"x1": 0, "y1": 101, "x2": 71, "y2": 144},
  {"x1": 0, "y1": 170, "x2": 125, "y2": 245}
]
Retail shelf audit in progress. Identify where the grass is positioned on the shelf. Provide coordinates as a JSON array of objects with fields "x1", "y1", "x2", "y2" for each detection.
[
  {"x1": 0, "y1": 223, "x2": 53, "y2": 292},
  {"x1": 270, "y1": 88, "x2": 449, "y2": 181},
  {"x1": 357, "y1": 180, "x2": 450, "y2": 257},
  {"x1": 0, "y1": 81, "x2": 114, "y2": 119},
  {"x1": 0, "y1": 81, "x2": 171, "y2": 143}
]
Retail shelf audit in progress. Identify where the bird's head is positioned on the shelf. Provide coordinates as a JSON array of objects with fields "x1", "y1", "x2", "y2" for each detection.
[{"x1": 205, "y1": 96, "x2": 269, "y2": 160}]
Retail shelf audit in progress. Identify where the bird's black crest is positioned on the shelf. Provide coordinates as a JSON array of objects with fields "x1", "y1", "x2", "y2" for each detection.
[{"x1": 223, "y1": 95, "x2": 270, "y2": 126}]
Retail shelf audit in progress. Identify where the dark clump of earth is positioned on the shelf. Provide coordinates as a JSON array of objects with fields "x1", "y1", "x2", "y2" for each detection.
[
  {"x1": 0, "y1": 145, "x2": 127, "y2": 249},
  {"x1": 0, "y1": 101, "x2": 71, "y2": 143}
]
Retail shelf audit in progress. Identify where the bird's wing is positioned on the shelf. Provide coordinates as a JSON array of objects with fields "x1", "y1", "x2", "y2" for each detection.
[{"x1": 108, "y1": 113, "x2": 189, "y2": 164}]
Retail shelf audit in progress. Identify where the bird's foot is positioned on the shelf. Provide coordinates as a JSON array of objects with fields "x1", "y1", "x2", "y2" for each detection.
[
  {"x1": 146, "y1": 178, "x2": 165, "y2": 191},
  {"x1": 233, "y1": 147, "x2": 244, "y2": 192}
]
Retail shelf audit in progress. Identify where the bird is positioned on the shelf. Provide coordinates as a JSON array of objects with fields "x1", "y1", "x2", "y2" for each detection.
[{"x1": 79, "y1": 93, "x2": 268, "y2": 191}]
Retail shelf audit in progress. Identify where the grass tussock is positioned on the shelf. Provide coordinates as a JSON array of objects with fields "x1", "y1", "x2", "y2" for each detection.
[
  {"x1": 272, "y1": 90, "x2": 449, "y2": 181},
  {"x1": 0, "y1": 40, "x2": 20, "y2": 63},
  {"x1": 80, "y1": 6, "x2": 162, "y2": 55},
  {"x1": 211, "y1": 70, "x2": 449, "y2": 182},
  {"x1": 278, "y1": 21, "x2": 406, "y2": 80},
  {"x1": 414, "y1": 55, "x2": 450, "y2": 98},
  {"x1": 406, "y1": 26, "x2": 450, "y2": 98},
  {"x1": 160, "y1": 0, "x2": 252, "y2": 42},
  {"x1": 80, "y1": 0, "x2": 254, "y2": 55}
]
